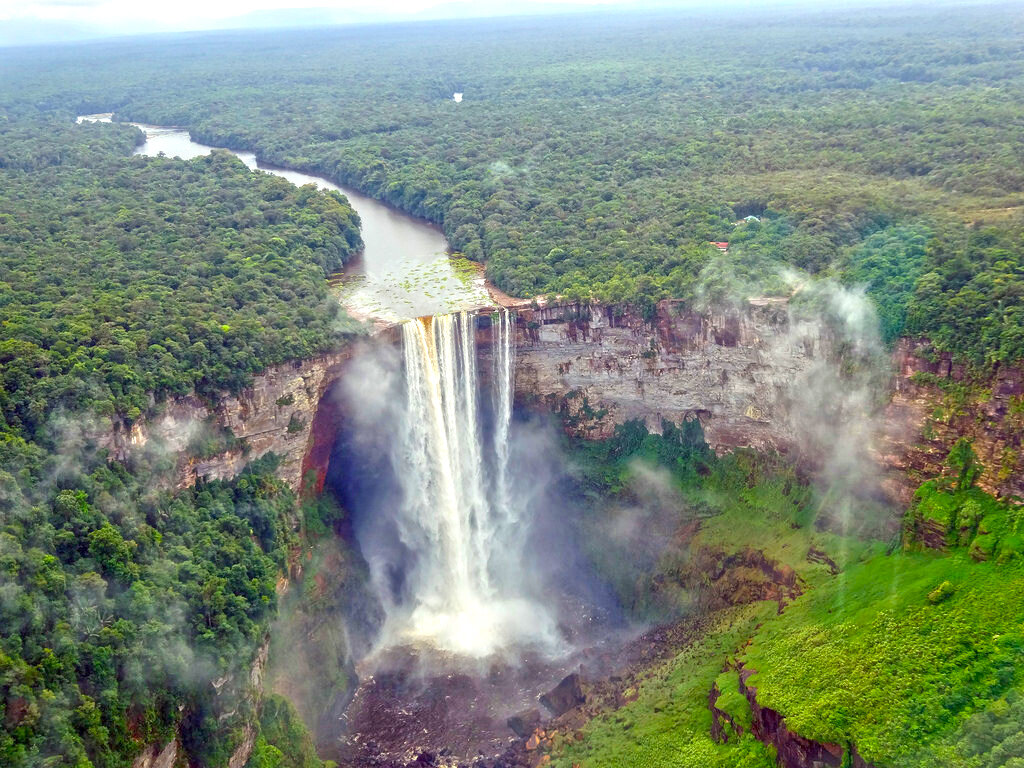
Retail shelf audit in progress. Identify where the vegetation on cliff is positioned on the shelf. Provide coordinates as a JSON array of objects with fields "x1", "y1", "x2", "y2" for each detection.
[
  {"x1": 0, "y1": 116, "x2": 361, "y2": 767},
  {"x1": 738, "y1": 448, "x2": 1022, "y2": 766},
  {"x1": 553, "y1": 422, "x2": 1023, "y2": 768},
  {"x1": 246, "y1": 694, "x2": 334, "y2": 768}
]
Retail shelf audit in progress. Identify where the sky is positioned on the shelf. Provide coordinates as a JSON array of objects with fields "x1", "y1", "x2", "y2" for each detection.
[
  {"x1": 0, "y1": 0, "x2": 980, "y2": 46},
  {"x1": 0, "y1": 0, "x2": 679, "y2": 45},
  {"x1": 1, "y1": 0, "x2": 628, "y2": 26}
]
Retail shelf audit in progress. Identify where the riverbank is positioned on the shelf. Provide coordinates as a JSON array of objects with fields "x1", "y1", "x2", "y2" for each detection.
[{"x1": 77, "y1": 113, "x2": 499, "y2": 323}]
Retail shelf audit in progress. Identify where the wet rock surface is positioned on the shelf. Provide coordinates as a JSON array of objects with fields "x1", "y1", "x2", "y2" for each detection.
[
  {"x1": 332, "y1": 645, "x2": 575, "y2": 766},
  {"x1": 539, "y1": 674, "x2": 585, "y2": 717},
  {"x1": 333, "y1": 613, "x2": 729, "y2": 767}
]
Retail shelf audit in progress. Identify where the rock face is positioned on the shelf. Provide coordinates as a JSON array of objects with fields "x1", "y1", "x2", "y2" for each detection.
[
  {"x1": 231, "y1": 638, "x2": 271, "y2": 768},
  {"x1": 708, "y1": 681, "x2": 743, "y2": 744},
  {"x1": 507, "y1": 708, "x2": 542, "y2": 738},
  {"x1": 675, "y1": 545, "x2": 802, "y2": 612},
  {"x1": 736, "y1": 666, "x2": 873, "y2": 768},
  {"x1": 479, "y1": 303, "x2": 1021, "y2": 506},
  {"x1": 483, "y1": 299, "x2": 830, "y2": 456},
  {"x1": 94, "y1": 304, "x2": 1021, "y2": 510},
  {"x1": 130, "y1": 739, "x2": 178, "y2": 768},
  {"x1": 95, "y1": 351, "x2": 350, "y2": 493},
  {"x1": 539, "y1": 673, "x2": 586, "y2": 717},
  {"x1": 880, "y1": 338, "x2": 1023, "y2": 503}
]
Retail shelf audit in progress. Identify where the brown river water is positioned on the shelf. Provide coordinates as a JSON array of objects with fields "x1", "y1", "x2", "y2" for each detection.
[{"x1": 76, "y1": 113, "x2": 491, "y2": 323}]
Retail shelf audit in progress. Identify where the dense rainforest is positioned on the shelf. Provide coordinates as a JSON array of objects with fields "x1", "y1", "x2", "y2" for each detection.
[
  {"x1": 0, "y1": 117, "x2": 360, "y2": 766},
  {"x1": 0, "y1": 3, "x2": 1022, "y2": 768},
  {"x1": 1, "y1": 3, "x2": 1020, "y2": 365}
]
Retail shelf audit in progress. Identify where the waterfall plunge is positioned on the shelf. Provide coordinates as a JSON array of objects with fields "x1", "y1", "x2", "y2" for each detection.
[{"x1": 389, "y1": 309, "x2": 550, "y2": 657}]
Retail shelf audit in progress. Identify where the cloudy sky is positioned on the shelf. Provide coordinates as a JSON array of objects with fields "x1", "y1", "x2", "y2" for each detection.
[
  {"x1": 0, "y1": 0, "x2": 680, "y2": 45},
  {"x1": 0, "y1": 0, "x2": 965, "y2": 46}
]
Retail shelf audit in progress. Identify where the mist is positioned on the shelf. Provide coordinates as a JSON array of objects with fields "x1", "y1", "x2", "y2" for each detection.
[{"x1": 328, "y1": 313, "x2": 614, "y2": 665}]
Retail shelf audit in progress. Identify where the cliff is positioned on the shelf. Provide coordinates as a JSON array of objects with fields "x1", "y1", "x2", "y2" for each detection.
[
  {"x1": 479, "y1": 302, "x2": 1021, "y2": 506},
  {"x1": 95, "y1": 302, "x2": 1021, "y2": 510},
  {"x1": 729, "y1": 665, "x2": 872, "y2": 768},
  {"x1": 130, "y1": 638, "x2": 269, "y2": 768},
  {"x1": 95, "y1": 350, "x2": 351, "y2": 493},
  {"x1": 486, "y1": 299, "x2": 834, "y2": 456},
  {"x1": 880, "y1": 338, "x2": 1023, "y2": 502}
]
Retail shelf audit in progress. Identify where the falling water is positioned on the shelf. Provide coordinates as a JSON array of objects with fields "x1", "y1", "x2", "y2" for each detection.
[
  {"x1": 391, "y1": 308, "x2": 547, "y2": 657},
  {"x1": 492, "y1": 308, "x2": 516, "y2": 528}
]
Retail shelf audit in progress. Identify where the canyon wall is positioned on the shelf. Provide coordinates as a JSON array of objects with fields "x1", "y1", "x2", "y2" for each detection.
[
  {"x1": 483, "y1": 300, "x2": 1022, "y2": 505},
  {"x1": 95, "y1": 301, "x2": 1021, "y2": 516},
  {"x1": 881, "y1": 338, "x2": 1023, "y2": 501},
  {"x1": 95, "y1": 350, "x2": 351, "y2": 494},
  {"x1": 486, "y1": 299, "x2": 832, "y2": 455}
]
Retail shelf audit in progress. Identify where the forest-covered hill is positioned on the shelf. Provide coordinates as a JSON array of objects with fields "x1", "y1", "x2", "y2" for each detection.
[{"x1": 3, "y1": 3, "x2": 1020, "y2": 365}]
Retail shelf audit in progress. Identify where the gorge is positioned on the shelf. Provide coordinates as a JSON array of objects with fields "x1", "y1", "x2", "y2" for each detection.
[
  {"x1": 65, "y1": 113, "x2": 1024, "y2": 768},
  {"x1": 3, "y1": 14, "x2": 1023, "y2": 767}
]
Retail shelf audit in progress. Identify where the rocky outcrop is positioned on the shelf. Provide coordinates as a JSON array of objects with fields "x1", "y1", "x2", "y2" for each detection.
[
  {"x1": 129, "y1": 639, "x2": 268, "y2": 768},
  {"x1": 482, "y1": 299, "x2": 830, "y2": 456},
  {"x1": 507, "y1": 708, "x2": 542, "y2": 739},
  {"x1": 539, "y1": 673, "x2": 586, "y2": 717},
  {"x1": 668, "y1": 545, "x2": 802, "y2": 612},
  {"x1": 131, "y1": 739, "x2": 178, "y2": 768},
  {"x1": 708, "y1": 681, "x2": 744, "y2": 744},
  {"x1": 96, "y1": 351, "x2": 351, "y2": 493},
  {"x1": 227, "y1": 638, "x2": 270, "y2": 768},
  {"x1": 879, "y1": 338, "x2": 1023, "y2": 503},
  {"x1": 737, "y1": 666, "x2": 873, "y2": 768}
]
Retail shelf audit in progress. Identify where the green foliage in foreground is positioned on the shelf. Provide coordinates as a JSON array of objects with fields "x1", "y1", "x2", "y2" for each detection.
[
  {"x1": 561, "y1": 423, "x2": 1024, "y2": 767},
  {"x1": 551, "y1": 605, "x2": 778, "y2": 768},
  {"x1": 742, "y1": 550, "x2": 1024, "y2": 766},
  {"x1": 0, "y1": 454, "x2": 296, "y2": 768},
  {"x1": 731, "y1": 439, "x2": 1024, "y2": 766},
  {"x1": 944, "y1": 690, "x2": 1024, "y2": 768}
]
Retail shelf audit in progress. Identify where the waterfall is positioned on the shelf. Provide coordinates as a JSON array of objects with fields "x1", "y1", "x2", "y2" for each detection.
[
  {"x1": 493, "y1": 307, "x2": 516, "y2": 529},
  {"x1": 390, "y1": 308, "x2": 543, "y2": 656}
]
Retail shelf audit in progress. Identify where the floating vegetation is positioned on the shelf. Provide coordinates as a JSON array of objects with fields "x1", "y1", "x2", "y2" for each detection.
[{"x1": 338, "y1": 253, "x2": 492, "y2": 322}]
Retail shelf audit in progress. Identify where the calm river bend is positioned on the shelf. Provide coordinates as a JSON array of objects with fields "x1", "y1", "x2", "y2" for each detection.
[{"x1": 76, "y1": 114, "x2": 491, "y2": 322}]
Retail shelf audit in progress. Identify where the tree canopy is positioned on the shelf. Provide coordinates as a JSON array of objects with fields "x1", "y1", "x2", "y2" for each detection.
[{"x1": 2, "y1": 4, "x2": 1018, "y2": 363}]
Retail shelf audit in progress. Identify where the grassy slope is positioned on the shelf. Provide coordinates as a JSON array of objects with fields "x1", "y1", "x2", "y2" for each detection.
[
  {"x1": 550, "y1": 426, "x2": 1024, "y2": 767},
  {"x1": 552, "y1": 604, "x2": 778, "y2": 768},
  {"x1": 743, "y1": 551, "x2": 1024, "y2": 766}
]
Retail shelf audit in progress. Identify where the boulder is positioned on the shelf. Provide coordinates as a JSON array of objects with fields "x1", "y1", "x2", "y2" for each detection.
[
  {"x1": 540, "y1": 673, "x2": 585, "y2": 717},
  {"x1": 507, "y1": 707, "x2": 542, "y2": 738}
]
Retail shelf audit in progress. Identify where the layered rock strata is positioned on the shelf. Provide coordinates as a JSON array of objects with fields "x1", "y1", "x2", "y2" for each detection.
[{"x1": 95, "y1": 351, "x2": 350, "y2": 493}]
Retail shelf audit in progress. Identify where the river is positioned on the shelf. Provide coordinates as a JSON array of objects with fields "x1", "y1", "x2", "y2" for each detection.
[{"x1": 75, "y1": 113, "x2": 491, "y2": 322}]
